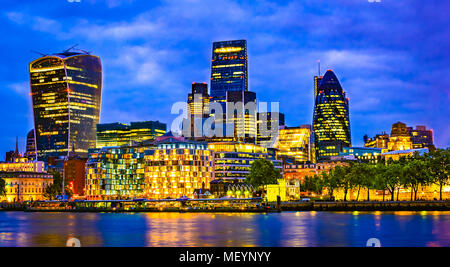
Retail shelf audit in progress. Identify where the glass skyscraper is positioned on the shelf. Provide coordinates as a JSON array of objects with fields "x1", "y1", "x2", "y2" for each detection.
[
  {"x1": 29, "y1": 51, "x2": 102, "y2": 161},
  {"x1": 313, "y1": 70, "x2": 351, "y2": 161},
  {"x1": 210, "y1": 40, "x2": 248, "y2": 112}
]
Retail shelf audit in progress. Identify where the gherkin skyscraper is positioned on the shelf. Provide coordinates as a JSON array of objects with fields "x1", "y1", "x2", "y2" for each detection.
[{"x1": 313, "y1": 70, "x2": 351, "y2": 161}]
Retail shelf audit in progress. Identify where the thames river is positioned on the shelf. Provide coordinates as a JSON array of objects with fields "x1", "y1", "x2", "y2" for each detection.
[{"x1": 0, "y1": 211, "x2": 449, "y2": 247}]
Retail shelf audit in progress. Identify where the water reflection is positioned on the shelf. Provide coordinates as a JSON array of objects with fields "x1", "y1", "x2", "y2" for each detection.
[{"x1": 0, "y1": 211, "x2": 449, "y2": 247}]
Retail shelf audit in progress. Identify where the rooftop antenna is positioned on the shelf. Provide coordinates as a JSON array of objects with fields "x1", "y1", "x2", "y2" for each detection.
[
  {"x1": 30, "y1": 50, "x2": 47, "y2": 57},
  {"x1": 318, "y1": 59, "x2": 321, "y2": 76},
  {"x1": 75, "y1": 49, "x2": 91, "y2": 55},
  {"x1": 64, "y1": 44, "x2": 79, "y2": 53}
]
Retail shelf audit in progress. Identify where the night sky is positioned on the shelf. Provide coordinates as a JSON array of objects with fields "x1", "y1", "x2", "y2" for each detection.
[{"x1": 1, "y1": 0, "x2": 449, "y2": 159}]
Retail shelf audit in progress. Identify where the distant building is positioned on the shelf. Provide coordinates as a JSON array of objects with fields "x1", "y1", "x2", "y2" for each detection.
[
  {"x1": 313, "y1": 70, "x2": 351, "y2": 161},
  {"x1": 274, "y1": 125, "x2": 315, "y2": 163},
  {"x1": 388, "y1": 122, "x2": 413, "y2": 151},
  {"x1": 209, "y1": 179, "x2": 255, "y2": 198},
  {"x1": 0, "y1": 157, "x2": 45, "y2": 173},
  {"x1": 186, "y1": 83, "x2": 211, "y2": 138},
  {"x1": 208, "y1": 142, "x2": 282, "y2": 182},
  {"x1": 0, "y1": 172, "x2": 53, "y2": 202},
  {"x1": 283, "y1": 163, "x2": 317, "y2": 181},
  {"x1": 257, "y1": 112, "x2": 285, "y2": 148},
  {"x1": 63, "y1": 155, "x2": 87, "y2": 197},
  {"x1": 339, "y1": 147, "x2": 382, "y2": 163},
  {"x1": 210, "y1": 40, "x2": 248, "y2": 114},
  {"x1": 407, "y1": 125, "x2": 434, "y2": 150},
  {"x1": 364, "y1": 133, "x2": 389, "y2": 149},
  {"x1": 381, "y1": 148, "x2": 429, "y2": 161},
  {"x1": 226, "y1": 91, "x2": 257, "y2": 143},
  {"x1": 29, "y1": 50, "x2": 102, "y2": 160},
  {"x1": 24, "y1": 129, "x2": 36, "y2": 160},
  {"x1": 96, "y1": 121, "x2": 166, "y2": 148}
]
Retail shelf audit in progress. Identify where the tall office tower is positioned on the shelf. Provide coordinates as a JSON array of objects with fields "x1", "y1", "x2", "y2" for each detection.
[
  {"x1": 313, "y1": 70, "x2": 351, "y2": 161},
  {"x1": 29, "y1": 50, "x2": 102, "y2": 161},
  {"x1": 407, "y1": 125, "x2": 435, "y2": 150},
  {"x1": 24, "y1": 129, "x2": 36, "y2": 160},
  {"x1": 187, "y1": 83, "x2": 210, "y2": 137},
  {"x1": 388, "y1": 122, "x2": 413, "y2": 151},
  {"x1": 226, "y1": 91, "x2": 257, "y2": 143},
  {"x1": 210, "y1": 40, "x2": 248, "y2": 113},
  {"x1": 257, "y1": 112, "x2": 285, "y2": 148}
]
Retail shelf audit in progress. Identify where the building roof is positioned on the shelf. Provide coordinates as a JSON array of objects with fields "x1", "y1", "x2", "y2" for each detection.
[{"x1": 381, "y1": 148, "x2": 429, "y2": 155}]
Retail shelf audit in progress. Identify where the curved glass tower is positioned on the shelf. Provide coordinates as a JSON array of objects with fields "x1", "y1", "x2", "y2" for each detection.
[
  {"x1": 313, "y1": 70, "x2": 351, "y2": 161},
  {"x1": 29, "y1": 51, "x2": 102, "y2": 161}
]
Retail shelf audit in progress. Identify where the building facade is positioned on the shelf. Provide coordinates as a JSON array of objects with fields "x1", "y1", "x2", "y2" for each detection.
[
  {"x1": 29, "y1": 51, "x2": 102, "y2": 161},
  {"x1": 313, "y1": 70, "x2": 351, "y2": 161},
  {"x1": 0, "y1": 158, "x2": 45, "y2": 173},
  {"x1": 186, "y1": 83, "x2": 210, "y2": 138},
  {"x1": 24, "y1": 129, "x2": 36, "y2": 160},
  {"x1": 0, "y1": 172, "x2": 53, "y2": 202},
  {"x1": 274, "y1": 125, "x2": 315, "y2": 163},
  {"x1": 96, "y1": 121, "x2": 166, "y2": 148},
  {"x1": 63, "y1": 156, "x2": 87, "y2": 197},
  {"x1": 257, "y1": 112, "x2": 285, "y2": 148},
  {"x1": 364, "y1": 133, "x2": 390, "y2": 149},
  {"x1": 226, "y1": 91, "x2": 257, "y2": 142},
  {"x1": 208, "y1": 142, "x2": 282, "y2": 181},
  {"x1": 86, "y1": 136, "x2": 214, "y2": 200},
  {"x1": 388, "y1": 122, "x2": 413, "y2": 151},
  {"x1": 407, "y1": 125, "x2": 434, "y2": 149}
]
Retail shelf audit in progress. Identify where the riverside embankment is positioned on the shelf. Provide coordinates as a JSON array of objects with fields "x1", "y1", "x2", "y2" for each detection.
[{"x1": 2, "y1": 200, "x2": 450, "y2": 212}]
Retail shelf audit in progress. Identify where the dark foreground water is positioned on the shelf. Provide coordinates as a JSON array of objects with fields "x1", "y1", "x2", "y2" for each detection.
[{"x1": 0, "y1": 211, "x2": 449, "y2": 247}]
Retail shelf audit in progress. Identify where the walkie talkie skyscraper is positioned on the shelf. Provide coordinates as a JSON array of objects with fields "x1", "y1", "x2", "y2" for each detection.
[{"x1": 29, "y1": 49, "x2": 102, "y2": 161}]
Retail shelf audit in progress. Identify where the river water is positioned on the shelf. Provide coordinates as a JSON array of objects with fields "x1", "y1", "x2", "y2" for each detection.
[{"x1": 0, "y1": 211, "x2": 449, "y2": 247}]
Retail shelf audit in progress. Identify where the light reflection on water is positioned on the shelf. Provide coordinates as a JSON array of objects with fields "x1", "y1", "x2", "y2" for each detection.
[{"x1": 0, "y1": 211, "x2": 449, "y2": 247}]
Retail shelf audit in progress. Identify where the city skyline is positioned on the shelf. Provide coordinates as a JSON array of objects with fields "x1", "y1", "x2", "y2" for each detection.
[{"x1": 1, "y1": 0, "x2": 450, "y2": 159}]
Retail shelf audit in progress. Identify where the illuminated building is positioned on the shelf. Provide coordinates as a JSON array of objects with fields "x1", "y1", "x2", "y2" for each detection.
[
  {"x1": 25, "y1": 129, "x2": 36, "y2": 160},
  {"x1": 274, "y1": 125, "x2": 315, "y2": 163},
  {"x1": 209, "y1": 179, "x2": 254, "y2": 198},
  {"x1": 313, "y1": 70, "x2": 351, "y2": 161},
  {"x1": 0, "y1": 172, "x2": 53, "y2": 202},
  {"x1": 381, "y1": 148, "x2": 429, "y2": 161},
  {"x1": 86, "y1": 134, "x2": 213, "y2": 200},
  {"x1": 407, "y1": 125, "x2": 434, "y2": 150},
  {"x1": 210, "y1": 40, "x2": 248, "y2": 113},
  {"x1": 187, "y1": 83, "x2": 210, "y2": 138},
  {"x1": 96, "y1": 121, "x2": 166, "y2": 148},
  {"x1": 339, "y1": 147, "x2": 382, "y2": 163},
  {"x1": 364, "y1": 133, "x2": 389, "y2": 149},
  {"x1": 283, "y1": 163, "x2": 317, "y2": 181},
  {"x1": 29, "y1": 50, "x2": 102, "y2": 160},
  {"x1": 208, "y1": 142, "x2": 282, "y2": 181},
  {"x1": 144, "y1": 137, "x2": 214, "y2": 199},
  {"x1": 388, "y1": 122, "x2": 413, "y2": 151},
  {"x1": 257, "y1": 112, "x2": 285, "y2": 148},
  {"x1": 0, "y1": 157, "x2": 45, "y2": 173},
  {"x1": 226, "y1": 91, "x2": 257, "y2": 143},
  {"x1": 86, "y1": 144, "x2": 152, "y2": 200},
  {"x1": 5, "y1": 137, "x2": 21, "y2": 162},
  {"x1": 265, "y1": 179, "x2": 287, "y2": 202},
  {"x1": 63, "y1": 156, "x2": 87, "y2": 197}
]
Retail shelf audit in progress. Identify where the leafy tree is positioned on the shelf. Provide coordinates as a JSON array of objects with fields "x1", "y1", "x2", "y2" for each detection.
[
  {"x1": 246, "y1": 159, "x2": 282, "y2": 188},
  {"x1": 402, "y1": 154, "x2": 431, "y2": 201},
  {"x1": 374, "y1": 163, "x2": 388, "y2": 201},
  {"x1": 44, "y1": 171, "x2": 73, "y2": 200},
  {"x1": 0, "y1": 178, "x2": 6, "y2": 197},
  {"x1": 384, "y1": 161, "x2": 403, "y2": 201},
  {"x1": 301, "y1": 174, "x2": 323, "y2": 195},
  {"x1": 321, "y1": 169, "x2": 339, "y2": 199},
  {"x1": 426, "y1": 149, "x2": 450, "y2": 200}
]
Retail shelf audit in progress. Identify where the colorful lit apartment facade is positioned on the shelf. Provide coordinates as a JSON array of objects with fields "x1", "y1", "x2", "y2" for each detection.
[
  {"x1": 208, "y1": 142, "x2": 282, "y2": 181},
  {"x1": 85, "y1": 137, "x2": 214, "y2": 200}
]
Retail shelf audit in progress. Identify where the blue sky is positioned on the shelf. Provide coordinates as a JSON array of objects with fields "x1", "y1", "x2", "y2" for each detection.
[{"x1": 0, "y1": 0, "x2": 449, "y2": 158}]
